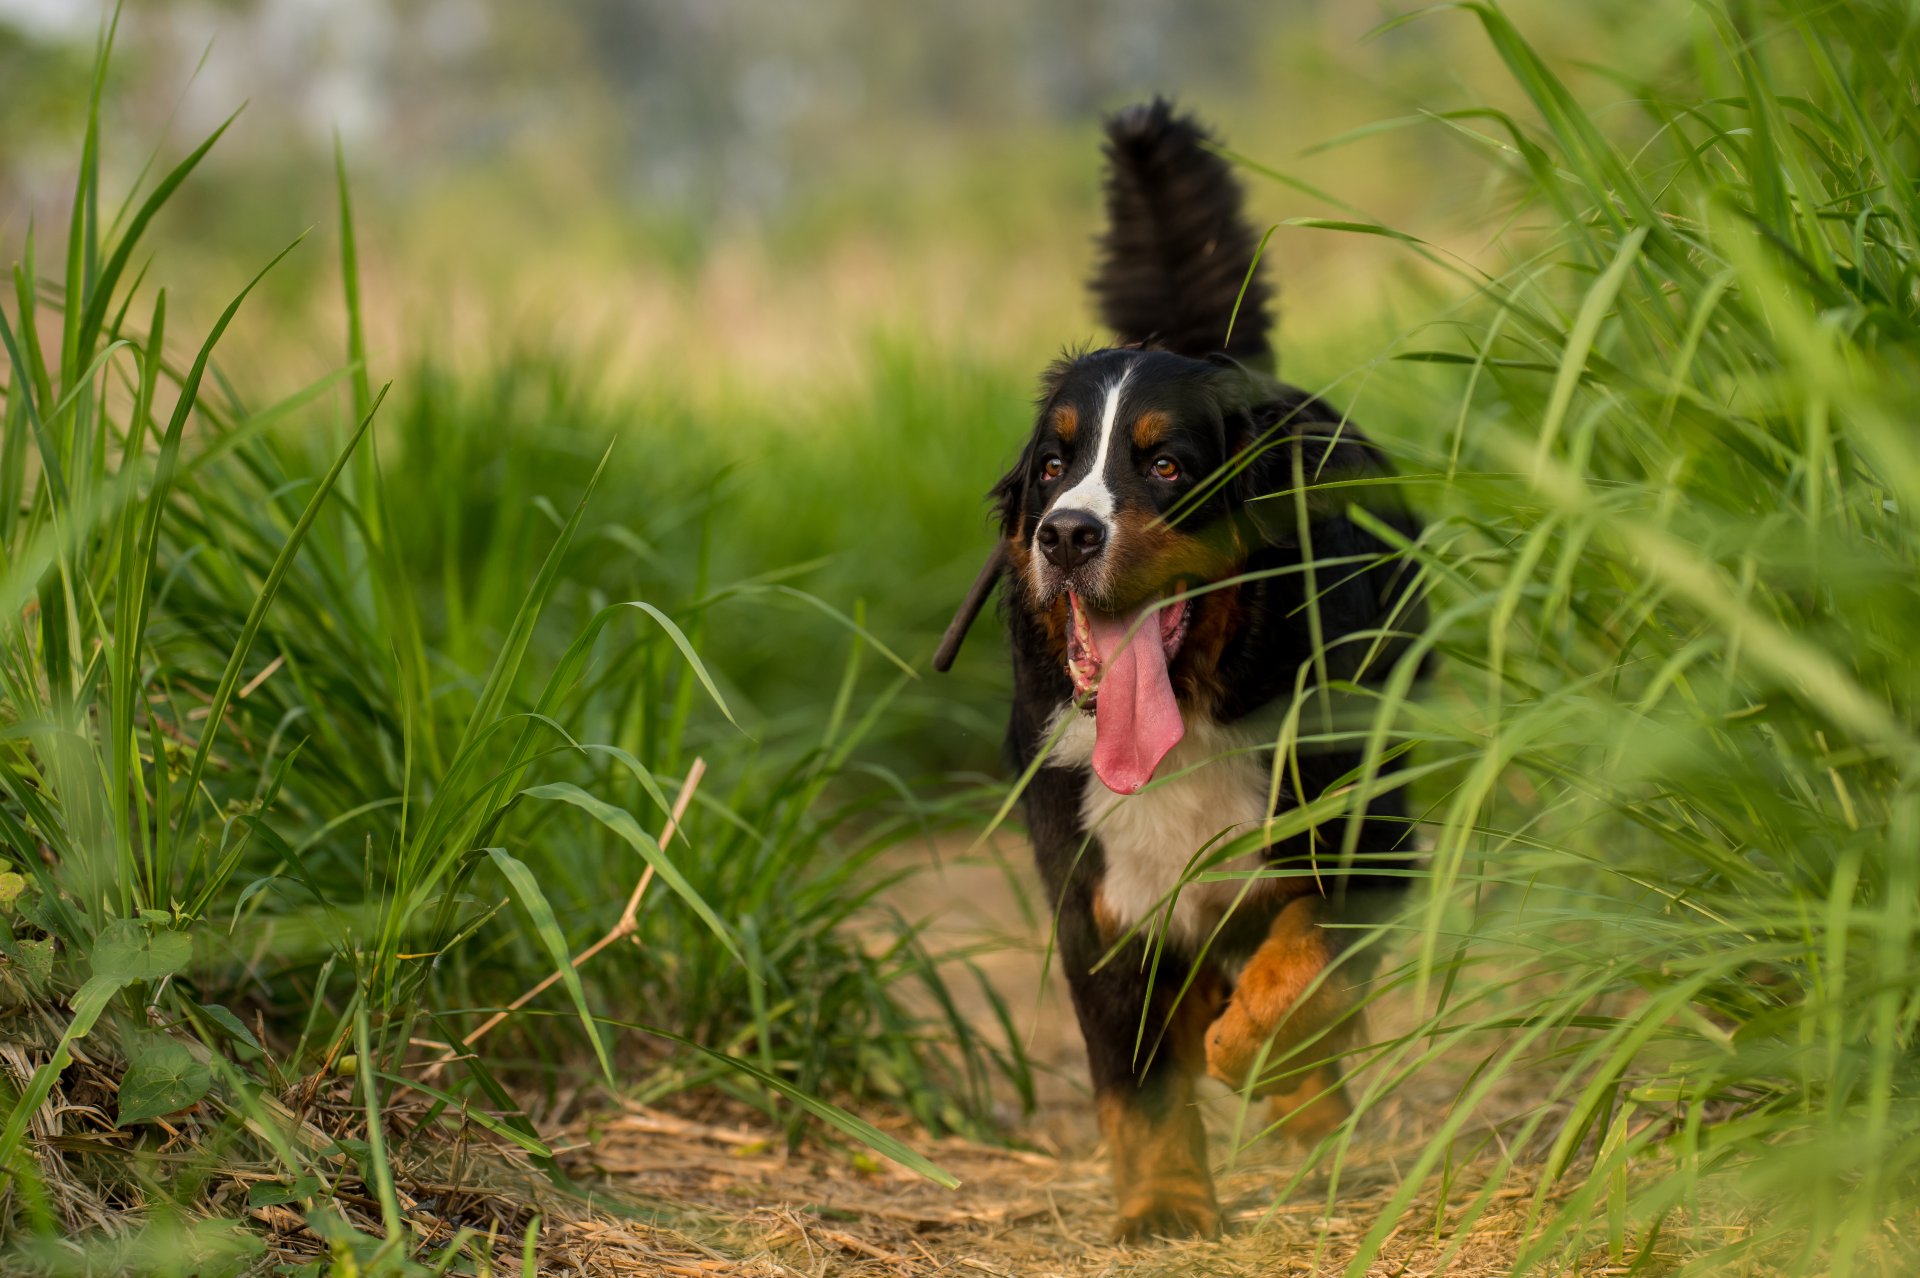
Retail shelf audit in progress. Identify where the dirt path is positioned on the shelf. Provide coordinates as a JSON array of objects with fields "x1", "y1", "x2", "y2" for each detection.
[{"x1": 536, "y1": 843, "x2": 1630, "y2": 1278}]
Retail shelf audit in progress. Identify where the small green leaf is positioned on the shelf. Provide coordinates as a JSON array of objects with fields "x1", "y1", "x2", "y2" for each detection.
[
  {"x1": 321, "y1": 1136, "x2": 372, "y2": 1168},
  {"x1": 248, "y1": 1175, "x2": 323, "y2": 1210},
  {"x1": 196, "y1": 1002, "x2": 262, "y2": 1053},
  {"x1": 92, "y1": 918, "x2": 192, "y2": 984},
  {"x1": 247, "y1": 1182, "x2": 297, "y2": 1209},
  {"x1": 9, "y1": 936, "x2": 54, "y2": 992},
  {"x1": 118, "y1": 1038, "x2": 212, "y2": 1126},
  {"x1": 0, "y1": 870, "x2": 25, "y2": 910}
]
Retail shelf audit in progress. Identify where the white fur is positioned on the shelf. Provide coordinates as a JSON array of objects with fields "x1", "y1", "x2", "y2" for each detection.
[
  {"x1": 1044, "y1": 707, "x2": 1273, "y2": 949},
  {"x1": 1041, "y1": 363, "x2": 1134, "y2": 530}
]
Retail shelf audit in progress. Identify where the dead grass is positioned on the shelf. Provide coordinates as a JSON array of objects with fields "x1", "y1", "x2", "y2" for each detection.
[
  {"x1": 3, "y1": 845, "x2": 1884, "y2": 1276},
  {"x1": 0, "y1": 973, "x2": 1842, "y2": 1278},
  {"x1": 520, "y1": 848, "x2": 1795, "y2": 1278},
  {"x1": 549, "y1": 1075, "x2": 1760, "y2": 1278}
]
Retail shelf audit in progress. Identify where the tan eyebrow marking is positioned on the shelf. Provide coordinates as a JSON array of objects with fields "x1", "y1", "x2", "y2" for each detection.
[
  {"x1": 1052, "y1": 404, "x2": 1079, "y2": 443},
  {"x1": 1131, "y1": 410, "x2": 1172, "y2": 448}
]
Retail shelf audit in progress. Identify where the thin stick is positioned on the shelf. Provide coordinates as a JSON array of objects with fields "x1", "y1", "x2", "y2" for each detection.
[
  {"x1": 424, "y1": 758, "x2": 707, "y2": 1073},
  {"x1": 932, "y1": 541, "x2": 1006, "y2": 673}
]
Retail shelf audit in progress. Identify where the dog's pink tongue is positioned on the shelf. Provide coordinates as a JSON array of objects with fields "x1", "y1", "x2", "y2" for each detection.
[{"x1": 1089, "y1": 607, "x2": 1184, "y2": 795}]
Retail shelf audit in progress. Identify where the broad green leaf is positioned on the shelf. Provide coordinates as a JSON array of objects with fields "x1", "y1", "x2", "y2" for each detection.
[
  {"x1": 91, "y1": 918, "x2": 192, "y2": 984},
  {"x1": 246, "y1": 1176, "x2": 324, "y2": 1211},
  {"x1": 117, "y1": 1038, "x2": 213, "y2": 1126}
]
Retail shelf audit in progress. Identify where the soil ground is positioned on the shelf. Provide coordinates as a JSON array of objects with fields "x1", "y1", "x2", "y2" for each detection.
[{"x1": 516, "y1": 845, "x2": 1655, "y2": 1278}]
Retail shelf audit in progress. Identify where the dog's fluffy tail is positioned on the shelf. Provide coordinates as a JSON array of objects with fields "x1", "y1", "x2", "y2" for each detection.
[{"x1": 1091, "y1": 98, "x2": 1273, "y2": 367}]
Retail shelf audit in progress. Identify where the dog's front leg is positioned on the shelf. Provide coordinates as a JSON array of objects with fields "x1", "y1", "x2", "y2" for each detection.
[
  {"x1": 1203, "y1": 895, "x2": 1356, "y2": 1140},
  {"x1": 1053, "y1": 864, "x2": 1224, "y2": 1242}
]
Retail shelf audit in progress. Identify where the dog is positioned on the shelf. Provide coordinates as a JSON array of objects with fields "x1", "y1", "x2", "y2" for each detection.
[{"x1": 934, "y1": 99, "x2": 1423, "y2": 1241}]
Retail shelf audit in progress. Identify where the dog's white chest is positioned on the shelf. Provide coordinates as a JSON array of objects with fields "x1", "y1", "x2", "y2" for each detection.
[{"x1": 1046, "y1": 710, "x2": 1272, "y2": 948}]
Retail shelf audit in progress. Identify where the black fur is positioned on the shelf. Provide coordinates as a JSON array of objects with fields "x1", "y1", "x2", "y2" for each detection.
[
  {"x1": 1093, "y1": 97, "x2": 1275, "y2": 368},
  {"x1": 984, "y1": 101, "x2": 1422, "y2": 1241}
]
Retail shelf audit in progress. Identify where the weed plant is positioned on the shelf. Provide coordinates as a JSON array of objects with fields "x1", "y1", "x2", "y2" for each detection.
[
  {"x1": 1212, "y1": 3, "x2": 1920, "y2": 1272},
  {"x1": 0, "y1": 17, "x2": 1007, "y2": 1271}
]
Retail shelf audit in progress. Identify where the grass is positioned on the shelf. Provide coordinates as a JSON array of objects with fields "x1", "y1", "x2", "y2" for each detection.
[
  {"x1": 5, "y1": 0, "x2": 1920, "y2": 1274},
  {"x1": 0, "y1": 15, "x2": 1014, "y2": 1274},
  {"x1": 1230, "y1": 2, "x2": 1920, "y2": 1272}
]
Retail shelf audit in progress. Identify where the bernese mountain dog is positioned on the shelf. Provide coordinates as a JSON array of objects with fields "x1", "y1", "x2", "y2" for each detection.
[{"x1": 934, "y1": 99, "x2": 1423, "y2": 1241}]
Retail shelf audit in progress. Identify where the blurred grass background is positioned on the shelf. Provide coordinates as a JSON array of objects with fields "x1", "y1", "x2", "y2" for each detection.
[
  {"x1": 3, "y1": 0, "x2": 1674, "y2": 751},
  {"x1": 4, "y1": 1, "x2": 1919, "y2": 1274}
]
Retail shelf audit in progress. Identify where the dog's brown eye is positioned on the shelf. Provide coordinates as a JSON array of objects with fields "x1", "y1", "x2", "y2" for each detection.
[
  {"x1": 1152, "y1": 456, "x2": 1180, "y2": 480},
  {"x1": 1041, "y1": 455, "x2": 1065, "y2": 481}
]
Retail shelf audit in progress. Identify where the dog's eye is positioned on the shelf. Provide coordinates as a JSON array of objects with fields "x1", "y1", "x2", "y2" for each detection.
[
  {"x1": 1151, "y1": 456, "x2": 1180, "y2": 481},
  {"x1": 1040, "y1": 455, "x2": 1065, "y2": 481}
]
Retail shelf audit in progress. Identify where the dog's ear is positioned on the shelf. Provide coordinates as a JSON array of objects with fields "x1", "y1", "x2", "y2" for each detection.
[
  {"x1": 989, "y1": 445, "x2": 1031, "y2": 539},
  {"x1": 1226, "y1": 394, "x2": 1425, "y2": 681},
  {"x1": 937, "y1": 434, "x2": 1034, "y2": 674},
  {"x1": 1226, "y1": 394, "x2": 1391, "y2": 548},
  {"x1": 1225, "y1": 394, "x2": 1306, "y2": 549}
]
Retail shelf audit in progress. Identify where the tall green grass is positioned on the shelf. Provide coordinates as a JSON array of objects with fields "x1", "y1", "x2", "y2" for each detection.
[
  {"x1": 0, "y1": 18, "x2": 1017, "y2": 1271},
  {"x1": 1225, "y1": 2, "x2": 1920, "y2": 1272},
  {"x1": 8, "y1": 0, "x2": 1919, "y2": 1274}
]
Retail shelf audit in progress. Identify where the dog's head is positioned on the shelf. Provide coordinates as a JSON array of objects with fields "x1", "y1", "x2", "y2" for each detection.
[
  {"x1": 990, "y1": 347, "x2": 1275, "y2": 793},
  {"x1": 960, "y1": 345, "x2": 1390, "y2": 795}
]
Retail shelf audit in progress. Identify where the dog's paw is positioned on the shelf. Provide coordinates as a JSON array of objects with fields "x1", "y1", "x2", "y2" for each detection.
[
  {"x1": 1114, "y1": 1189, "x2": 1223, "y2": 1243},
  {"x1": 1203, "y1": 1003, "x2": 1262, "y2": 1091},
  {"x1": 1206, "y1": 898, "x2": 1345, "y2": 1092}
]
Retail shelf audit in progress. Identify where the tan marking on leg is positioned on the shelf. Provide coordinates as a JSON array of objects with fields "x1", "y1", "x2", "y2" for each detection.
[
  {"x1": 1098, "y1": 1086, "x2": 1221, "y2": 1242},
  {"x1": 1205, "y1": 897, "x2": 1353, "y2": 1092},
  {"x1": 1264, "y1": 1060, "x2": 1353, "y2": 1144},
  {"x1": 1091, "y1": 883, "x2": 1122, "y2": 947},
  {"x1": 1099, "y1": 972, "x2": 1228, "y2": 1241}
]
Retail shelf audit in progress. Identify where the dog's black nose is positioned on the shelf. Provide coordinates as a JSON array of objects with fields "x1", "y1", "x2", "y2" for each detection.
[{"x1": 1037, "y1": 509, "x2": 1107, "y2": 570}]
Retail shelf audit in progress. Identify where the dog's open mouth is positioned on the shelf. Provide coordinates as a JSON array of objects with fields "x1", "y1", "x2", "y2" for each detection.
[
  {"x1": 1066, "y1": 591, "x2": 1189, "y2": 696},
  {"x1": 1066, "y1": 589, "x2": 1190, "y2": 795}
]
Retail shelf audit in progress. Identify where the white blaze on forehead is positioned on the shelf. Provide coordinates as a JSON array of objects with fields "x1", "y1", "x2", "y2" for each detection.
[{"x1": 1039, "y1": 363, "x2": 1135, "y2": 540}]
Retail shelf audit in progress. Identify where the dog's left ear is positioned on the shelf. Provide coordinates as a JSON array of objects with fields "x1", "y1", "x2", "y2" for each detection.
[
  {"x1": 1204, "y1": 360, "x2": 1308, "y2": 548},
  {"x1": 1210, "y1": 355, "x2": 1396, "y2": 551},
  {"x1": 1224, "y1": 400, "x2": 1303, "y2": 549},
  {"x1": 1219, "y1": 386, "x2": 1428, "y2": 682},
  {"x1": 989, "y1": 445, "x2": 1032, "y2": 540},
  {"x1": 932, "y1": 449, "x2": 1028, "y2": 674}
]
